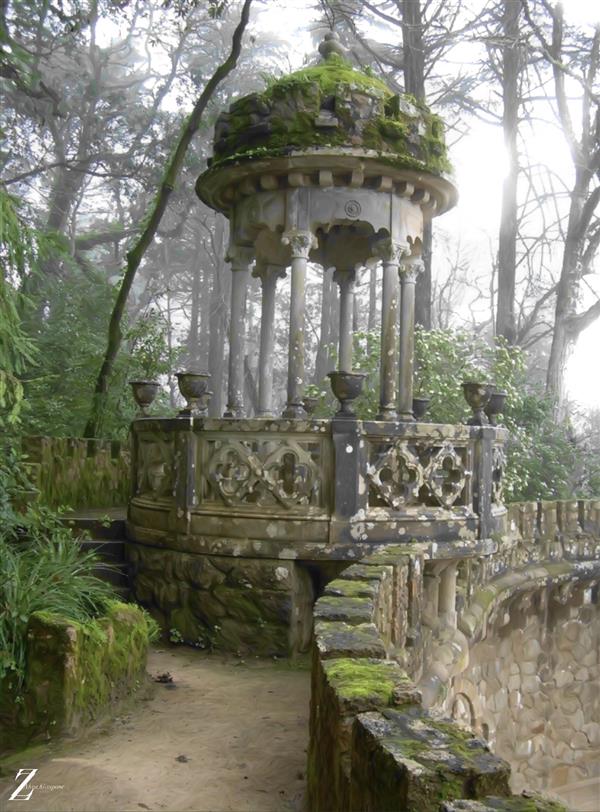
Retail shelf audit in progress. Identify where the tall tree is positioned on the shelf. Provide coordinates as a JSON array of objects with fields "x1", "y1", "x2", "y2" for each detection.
[
  {"x1": 495, "y1": 0, "x2": 522, "y2": 343},
  {"x1": 83, "y1": 0, "x2": 254, "y2": 436},
  {"x1": 522, "y1": 1, "x2": 600, "y2": 409}
]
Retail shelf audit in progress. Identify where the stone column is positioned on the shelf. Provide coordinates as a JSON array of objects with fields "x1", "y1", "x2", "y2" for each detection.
[
  {"x1": 224, "y1": 246, "x2": 253, "y2": 418},
  {"x1": 398, "y1": 257, "x2": 423, "y2": 421},
  {"x1": 439, "y1": 562, "x2": 457, "y2": 628},
  {"x1": 282, "y1": 230, "x2": 315, "y2": 418},
  {"x1": 422, "y1": 569, "x2": 440, "y2": 627},
  {"x1": 253, "y1": 263, "x2": 285, "y2": 417},
  {"x1": 333, "y1": 268, "x2": 356, "y2": 372},
  {"x1": 374, "y1": 239, "x2": 407, "y2": 420}
]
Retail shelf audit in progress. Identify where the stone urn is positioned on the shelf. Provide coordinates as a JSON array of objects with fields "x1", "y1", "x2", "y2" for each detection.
[
  {"x1": 302, "y1": 396, "x2": 319, "y2": 415},
  {"x1": 485, "y1": 388, "x2": 507, "y2": 426},
  {"x1": 462, "y1": 381, "x2": 491, "y2": 426},
  {"x1": 176, "y1": 371, "x2": 211, "y2": 416},
  {"x1": 129, "y1": 380, "x2": 160, "y2": 417},
  {"x1": 328, "y1": 371, "x2": 366, "y2": 418},
  {"x1": 412, "y1": 396, "x2": 430, "y2": 421}
]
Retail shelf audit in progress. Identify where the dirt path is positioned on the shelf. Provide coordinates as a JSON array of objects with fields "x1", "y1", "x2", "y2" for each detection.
[{"x1": 0, "y1": 648, "x2": 310, "y2": 812}]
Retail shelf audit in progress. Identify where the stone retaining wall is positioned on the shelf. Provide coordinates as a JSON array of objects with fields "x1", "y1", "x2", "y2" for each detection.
[
  {"x1": 448, "y1": 582, "x2": 600, "y2": 799},
  {"x1": 0, "y1": 601, "x2": 153, "y2": 754},
  {"x1": 126, "y1": 544, "x2": 316, "y2": 656},
  {"x1": 307, "y1": 559, "x2": 563, "y2": 812}
]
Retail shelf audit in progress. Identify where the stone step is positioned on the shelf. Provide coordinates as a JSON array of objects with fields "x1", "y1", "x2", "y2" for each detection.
[
  {"x1": 81, "y1": 538, "x2": 126, "y2": 563},
  {"x1": 65, "y1": 516, "x2": 127, "y2": 541},
  {"x1": 92, "y1": 561, "x2": 130, "y2": 589}
]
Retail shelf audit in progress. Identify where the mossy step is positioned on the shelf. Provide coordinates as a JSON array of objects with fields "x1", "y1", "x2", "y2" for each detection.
[
  {"x1": 63, "y1": 516, "x2": 127, "y2": 540},
  {"x1": 92, "y1": 562, "x2": 129, "y2": 588}
]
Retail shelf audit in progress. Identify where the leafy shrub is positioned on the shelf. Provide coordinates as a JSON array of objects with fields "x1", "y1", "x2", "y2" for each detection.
[
  {"x1": 0, "y1": 517, "x2": 118, "y2": 690},
  {"x1": 309, "y1": 327, "x2": 597, "y2": 502}
]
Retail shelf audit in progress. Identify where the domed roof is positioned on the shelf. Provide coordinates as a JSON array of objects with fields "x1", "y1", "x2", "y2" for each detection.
[{"x1": 206, "y1": 37, "x2": 451, "y2": 179}]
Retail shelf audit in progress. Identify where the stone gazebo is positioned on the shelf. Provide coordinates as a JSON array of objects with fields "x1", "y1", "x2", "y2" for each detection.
[{"x1": 126, "y1": 37, "x2": 508, "y2": 654}]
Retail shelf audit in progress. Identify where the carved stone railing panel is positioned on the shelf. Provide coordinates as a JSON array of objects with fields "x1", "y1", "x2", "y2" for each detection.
[
  {"x1": 366, "y1": 436, "x2": 474, "y2": 512},
  {"x1": 129, "y1": 418, "x2": 508, "y2": 552},
  {"x1": 491, "y1": 444, "x2": 506, "y2": 506},
  {"x1": 134, "y1": 430, "x2": 175, "y2": 501},
  {"x1": 196, "y1": 431, "x2": 330, "y2": 514}
]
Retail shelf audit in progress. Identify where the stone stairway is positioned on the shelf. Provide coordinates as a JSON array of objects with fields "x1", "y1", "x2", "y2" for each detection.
[{"x1": 67, "y1": 513, "x2": 130, "y2": 602}]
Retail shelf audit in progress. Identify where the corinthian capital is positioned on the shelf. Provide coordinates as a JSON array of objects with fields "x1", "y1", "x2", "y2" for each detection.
[
  {"x1": 399, "y1": 258, "x2": 425, "y2": 284},
  {"x1": 282, "y1": 229, "x2": 317, "y2": 259},
  {"x1": 371, "y1": 237, "x2": 410, "y2": 265}
]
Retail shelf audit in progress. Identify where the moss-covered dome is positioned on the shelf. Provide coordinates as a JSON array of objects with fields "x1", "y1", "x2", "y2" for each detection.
[{"x1": 208, "y1": 51, "x2": 451, "y2": 177}]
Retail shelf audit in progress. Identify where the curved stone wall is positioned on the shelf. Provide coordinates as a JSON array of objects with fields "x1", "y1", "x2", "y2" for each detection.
[
  {"x1": 308, "y1": 499, "x2": 600, "y2": 811},
  {"x1": 446, "y1": 583, "x2": 600, "y2": 804}
]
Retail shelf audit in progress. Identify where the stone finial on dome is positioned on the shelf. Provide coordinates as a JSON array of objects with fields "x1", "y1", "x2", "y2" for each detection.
[{"x1": 318, "y1": 31, "x2": 348, "y2": 61}]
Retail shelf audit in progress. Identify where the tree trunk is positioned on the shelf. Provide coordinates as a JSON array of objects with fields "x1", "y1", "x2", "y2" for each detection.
[
  {"x1": 402, "y1": 0, "x2": 431, "y2": 327},
  {"x1": 496, "y1": 0, "x2": 520, "y2": 344},
  {"x1": 546, "y1": 173, "x2": 586, "y2": 408},
  {"x1": 83, "y1": 0, "x2": 253, "y2": 437},
  {"x1": 187, "y1": 236, "x2": 202, "y2": 368}
]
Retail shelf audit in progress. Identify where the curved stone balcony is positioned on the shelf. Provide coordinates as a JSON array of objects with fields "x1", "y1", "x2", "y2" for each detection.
[{"x1": 128, "y1": 416, "x2": 508, "y2": 563}]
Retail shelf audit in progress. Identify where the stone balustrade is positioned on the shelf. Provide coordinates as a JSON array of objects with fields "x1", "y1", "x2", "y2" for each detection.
[
  {"x1": 21, "y1": 435, "x2": 130, "y2": 509},
  {"x1": 128, "y1": 417, "x2": 508, "y2": 559}
]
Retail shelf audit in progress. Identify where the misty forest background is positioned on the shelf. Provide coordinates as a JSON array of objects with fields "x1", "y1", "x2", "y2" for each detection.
[{"x1": 2, "y1": 0, "x2": 600, "y2": 502}]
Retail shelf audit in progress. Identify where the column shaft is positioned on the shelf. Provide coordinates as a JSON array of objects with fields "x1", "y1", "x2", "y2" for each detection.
[
  {"x1": 224, "y1": 248, "x2": 252, "y2": 417},
  {"x1": 282, "y1": 230, "x2": 315, "y2": 418},
  {"x1": 335, "y1": 269, "x2": 356, "y2": 372},
  {"x1": 255, "y1": 265, "x2": 284, "y2": 417},
  {"x1": 379, "y1": 260, "x2": 400, "y2": 418},
  {"x1": 439, "y1": 563, "x2": 457, "y2": 627},
  {"x1": 398, "y1": 261, "x2": 422, "y2": 421}
]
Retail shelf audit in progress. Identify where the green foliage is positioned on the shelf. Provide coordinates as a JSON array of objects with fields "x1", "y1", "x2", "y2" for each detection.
[
  {"x1": 21, "y1": 272, "x2": 175, "y2": 438},
  {"x1": 0, "y1": 516, "x2": 116, "y2": 691},
  {"x1": 0, "y1": 192, "x2": 38, "y2": 425},
  {"x1": 310, "y1": 327, "x2": 595, "y2": 502}
]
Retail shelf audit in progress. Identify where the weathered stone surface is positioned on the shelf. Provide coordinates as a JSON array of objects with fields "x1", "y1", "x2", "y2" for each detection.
[
  {"x1": 314, "y1": 621, "x2": 387, "y2": 660},
  {"x1": 313, "y1": 595, "x2": 374, "y2": 625},
  {"x1": 127, "y1": 543, "x2": 314, "y2": 656},
  {"x1": 350, "y1": 708, "x2": 511, "y2": 812},
  {"x1": 0, "y1": 602, "x2": 153, "y2": 754},
  {"x1": 441, "y1": 792, "x2": 566, "y2": 811}
]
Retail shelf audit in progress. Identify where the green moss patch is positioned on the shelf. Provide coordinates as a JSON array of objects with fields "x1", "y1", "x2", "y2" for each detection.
[
  {"x1": 0, "y1": 601, "x2": 155, "y2": 754},
  {"x1": 324, "y1": 657, "x2": 409, "y2": 707},
  {"x1": 206, "y1": 53, "x2": 452, "y2": 177},
  {"x1": 262, "y1": 54, "x2": 391, "y2": 100}
]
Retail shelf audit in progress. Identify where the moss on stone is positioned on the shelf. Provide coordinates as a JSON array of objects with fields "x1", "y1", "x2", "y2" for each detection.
[
  {"x1": 207, "y1": 52, "x2": 452, "y2": 177},
  {"x1": 324, "y1": 658, "x2": 401, "y2": 706},
  {"x1": 324, "y1": 578, "x2": 378, "y2": 599},
  {"x1": 262, "y1": 54, "x2": 391, "y2": 100}
]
